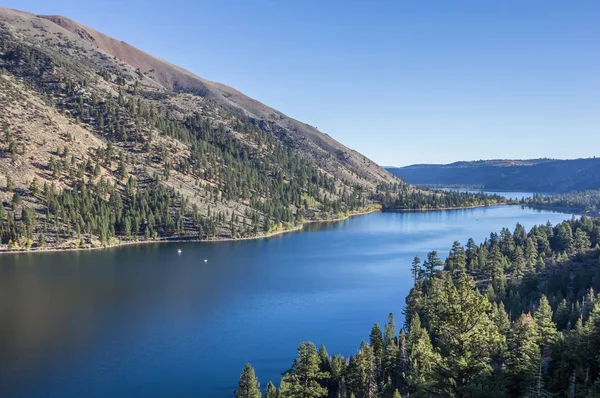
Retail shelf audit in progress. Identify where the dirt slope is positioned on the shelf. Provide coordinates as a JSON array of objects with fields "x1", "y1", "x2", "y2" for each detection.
[{"x1": 0, "y1": 8, "x2": 395, "y2": 186}]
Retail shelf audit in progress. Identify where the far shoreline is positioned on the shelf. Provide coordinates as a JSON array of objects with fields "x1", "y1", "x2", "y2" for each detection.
[
  {"x1": 381, "y1": 203, "x2": 509, "y2": 213},
  {"x1": 0, "y1": 203, "x2": 579, "y2": 255},
  {"x1": 0, "y1": 207, "x2": 382, "y2": 255}
]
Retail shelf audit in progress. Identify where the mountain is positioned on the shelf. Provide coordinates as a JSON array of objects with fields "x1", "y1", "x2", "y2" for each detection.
[
  {"x1": 387, "y1": 158, "x2": 600, "y2": 193},
  {"x1": 0, "y1": 8, "x2": 398, "y2": 250}
]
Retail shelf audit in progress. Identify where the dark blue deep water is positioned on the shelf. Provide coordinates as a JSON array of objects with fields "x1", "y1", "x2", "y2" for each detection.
[{"x1": 0, "y1": 206, "x2": 574, "y2": 397}]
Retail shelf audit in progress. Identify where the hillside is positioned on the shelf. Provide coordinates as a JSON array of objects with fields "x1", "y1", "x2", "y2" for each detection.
[
  {"x1": 387, "y1": 158, "x2": 600, "y2": 193},
  {"x1": 239, "y1": 216, "x2": 600, "y2": 397},
  {"x1": 0, "y1": 8, "x2": 399, "y2": 251}
]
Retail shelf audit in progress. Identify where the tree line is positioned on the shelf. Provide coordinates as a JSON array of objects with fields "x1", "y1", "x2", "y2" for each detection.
[
  {"x1": 527, "y1": 190, "x2": 600, "y2": 215},
  {"x1": 376, "y1": 183, "x2": 512, "y2": 211}
]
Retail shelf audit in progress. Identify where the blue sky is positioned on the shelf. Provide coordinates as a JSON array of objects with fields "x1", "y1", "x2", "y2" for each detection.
[{"x1": 4, "y1": 1, "x2": 599, "y2": 166}]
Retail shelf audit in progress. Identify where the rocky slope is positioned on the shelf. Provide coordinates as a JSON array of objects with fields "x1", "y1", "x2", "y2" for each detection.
[{"x1": 0, "y1": 8, "x2": 398, "y2": 250}]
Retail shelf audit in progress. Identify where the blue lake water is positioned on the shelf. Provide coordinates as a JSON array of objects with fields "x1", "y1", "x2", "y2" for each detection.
[
  {"x1": 439, "y1": 188, "x2": 540, "y2": 200},
  {"x1": 0, "y1": 206, "x2": 575, "y2": 397}
]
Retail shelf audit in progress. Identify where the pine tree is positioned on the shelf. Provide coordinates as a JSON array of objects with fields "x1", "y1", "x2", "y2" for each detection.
[
  {"x1": 505, "y1": 313, "x2": 541, "y2": 396},
  {"x1": 330, "y1": 354, "x2": 348, "y2": 398},
  {"x1": 265, "y1": 381, "x2": 278, "y2": 398},
  {"x1": 281, "y1": 342, "x2": 329, "y2": 398},
  {"x1": 411, "y1": 256, "x2": 422, "y2": 284},
  {"x1": 6, "y1": 175, "x2": 14, "y2": 192},
  {"x1": 383, "y1": 338, "x2": 399, "y2": 389},
  {"x1": 390, "y1": 329, "x2": 406, "y2": 391},
  {"x1": 554, "y1": 298, "x2": 570, "y2": 330},
  {"x1": 384, "y1": 313, "x2": 397, "y2": 347},
  {"x1": 445, "y1": 241, "x2": 466, "y2": 277},
  {"x1": 534, "y1": 295, "x2": 558, "y2": 349},
  {"x1": 318, "y1": 344, "x2": 331, "y2": 374},
  {"x1": 425, "y1": 273, "x2": 502, "y2": 396},
  {"x1": 493, "y1": 301, "x2": 511, "y2": 336},
  {"x1": 407, "y1": 314, "x2": 437, "y2": 395},
  {"x1": 422, "y1": 251, "x2": 443, "y2": 280},
  {"x1": 574, "y1": 229, "x2": 591, "y2": 254},
  {"x1": 353, "y1": 341, "x2": 377, "y2": 398},
  {"x1": 370, "y1": 323, "x2": 384, "y2": 361},
  {"x1": 234, "y1": 363, "x2": 261, "y2": 398},
  {"x1": 11, "y1": 193, "x2": 21, "y2": 210}
]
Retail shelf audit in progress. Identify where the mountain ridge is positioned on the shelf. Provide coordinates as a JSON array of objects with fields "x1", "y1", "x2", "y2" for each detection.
[
  {"x1": 1, "y1": 8, "x2": 393, "y2": 185},
  {"x1": 387, "y1": 157, "x2": 600, "y2": 192},
  {"x1": 0, "y1": 7, "x2": 398, "y2": 250}
]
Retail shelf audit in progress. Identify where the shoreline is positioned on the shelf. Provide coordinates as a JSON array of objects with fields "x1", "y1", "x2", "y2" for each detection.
[
  {"x1": 0, "y1": 207, "x2": 381, "y2": 255},
  {"x1": 523, "y1": 204, "x2": 593, "y2": 216},
  {"x1": 382, "y1": 203, "x2": 509, "y2": 213},
  {"x1": 3, "y1": 202, "x2": 574, "y2": 255}
]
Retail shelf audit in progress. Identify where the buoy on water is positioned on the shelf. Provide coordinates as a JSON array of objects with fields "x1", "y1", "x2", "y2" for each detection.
[
  {"x1": 204, "y1": 259, "x2": 208, "y2": 263},
  {"x1": 177, "y1": 249, "x2": 182, "y2": 254}
]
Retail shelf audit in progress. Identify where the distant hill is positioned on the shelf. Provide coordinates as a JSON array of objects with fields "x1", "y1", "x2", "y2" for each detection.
[{"x1": 386, "y1": 158, "x2": 600, "y2": 193}]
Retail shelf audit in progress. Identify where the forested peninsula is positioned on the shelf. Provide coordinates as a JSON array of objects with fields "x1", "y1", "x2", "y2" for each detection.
[{"x1": 236, "y1": 217, "x2": 600, "y2": 397}]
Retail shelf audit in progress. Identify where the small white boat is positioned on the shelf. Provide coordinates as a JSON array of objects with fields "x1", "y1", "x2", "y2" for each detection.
[
  {"x1": 204, "y1": 259, "x2": 208, "y2": 263},
  {"x1": 177, "y1": 249, "x2": 182, "y2": 254}
]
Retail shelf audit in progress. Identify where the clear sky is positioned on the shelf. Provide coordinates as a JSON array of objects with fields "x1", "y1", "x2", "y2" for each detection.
[{"x1": 4, "y1": 0, "x2": 599, "y2": 166}]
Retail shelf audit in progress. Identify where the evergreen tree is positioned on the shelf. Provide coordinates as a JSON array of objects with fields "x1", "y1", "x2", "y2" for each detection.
[
  {"x1": 330, "y1": 354, "x2": 348, "y2": 398},
  {"x1": 394, "y1": 329, "x2": 409, "y2": 393},
  {"x1": 505, "y1": 313, "x2": 541, "y2": 396},
  {"x1": 234, "y1": 363, "x2": 261, "y2": 398},
  {"x1": 383, "y1": 337, "x2": 399, "y2": 389},
  {"x1": 281, "y1": 342, "x2": 329, "y2": 398},
  {"x1": 384, "y1": 313, "x2": 397, "y2": 347},
  {"x1": 318, "y1": 344, "x2": 331, "y2": 375},
  {"x1": 411, "y1": 256, "x2": 422, "y2": 284},
  {"x1": 6, "y1": 175, "x2": 14, "y2": 192},
  {"x1": 370, "y1": 323, "x2": 384, "y2": 361},
  {"x1": 554, "y1": 298, "x2": 570, "y2": 330},
  {"x1": 534, "y1": 295, "x2": 558, "y2": 349},
  {"x1": 406, "y1": 314, "x2": 438, "y2": 396},
  {"x1": 265, "y1": 381, "x2": 278, "y2": 398},
  {"x1": 422, "y1": 251, "x2": 443, "y2": 280},
  {"x1": 425, "y1": 273, "x2": 502, "y2": 396},
  {"x1": 351, "y1": 341, "x2": 377, "y2": 398},
  {"x1": 574, "y1": 229, "x2": 591, "y2": 254},
  {"x1": 445, "y1": 241, "x2": 467, "y2": 277}
]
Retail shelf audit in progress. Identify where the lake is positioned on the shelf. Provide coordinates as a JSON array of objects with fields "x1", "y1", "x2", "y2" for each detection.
[
  {"x1": 439, "y1": 188, "x2": 540, "y2": 200},
  {"x1": 0, "y1": 206, "x2": 575, "y2": 397}
]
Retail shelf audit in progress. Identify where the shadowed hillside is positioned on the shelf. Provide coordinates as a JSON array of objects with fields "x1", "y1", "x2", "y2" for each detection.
[{"x1": 387, "y1": 158, "x2": 600, "y2": 193}]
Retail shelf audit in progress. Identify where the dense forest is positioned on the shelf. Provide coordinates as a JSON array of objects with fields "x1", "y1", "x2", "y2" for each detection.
[
  {"x1": 387, "y1": 158, "x2": 600, "y2": 193},
  {"x1": 235, "y1": 217, "x2": 600, "y2": 397},
  {"x1": 375, "y1": 183, "x2": 512, "y2": 210},
  {"x1": 527, "y1": 190, "x2": 600, "y2": 216}
]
